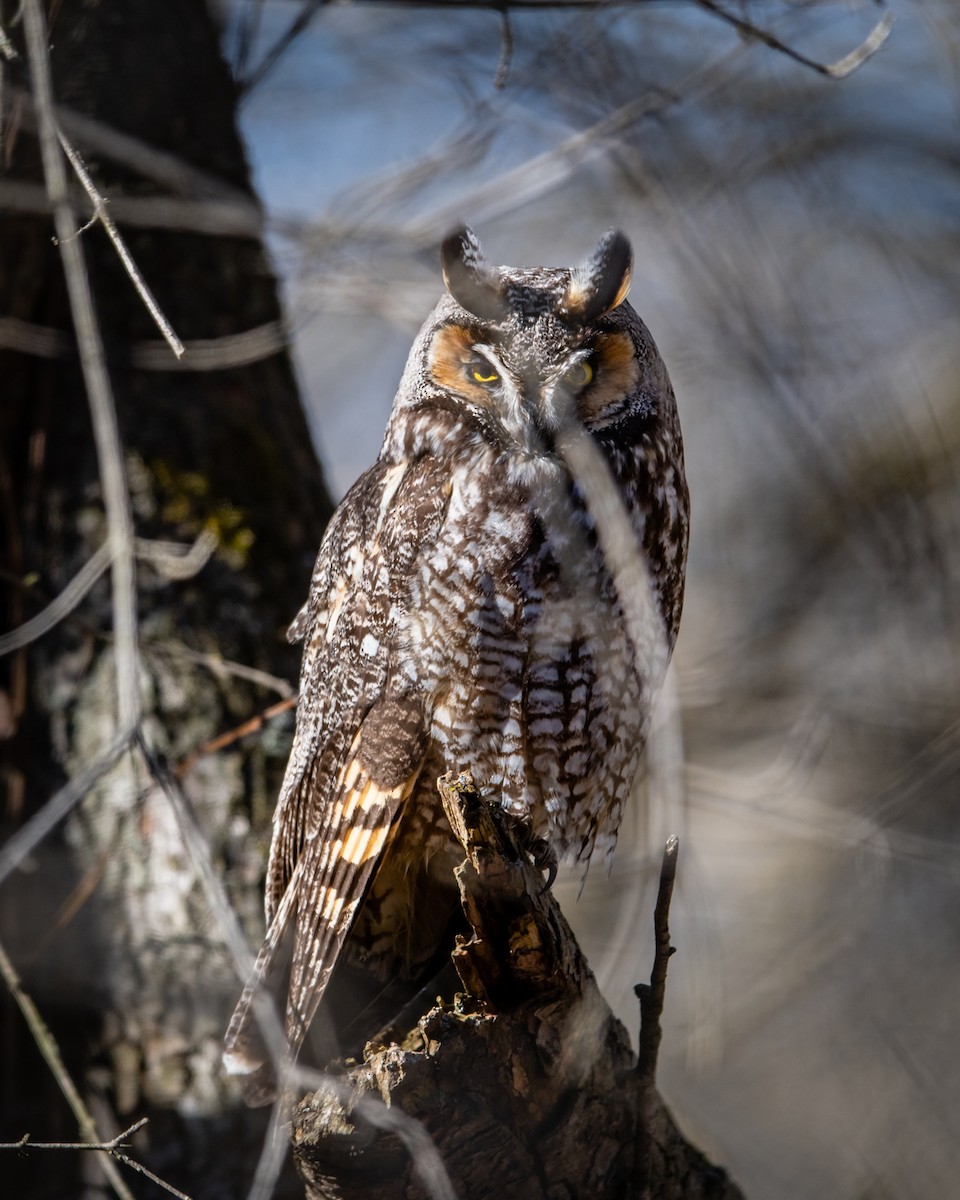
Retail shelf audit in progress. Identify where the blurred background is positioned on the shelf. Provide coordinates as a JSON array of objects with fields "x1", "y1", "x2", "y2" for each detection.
[
  {"x1": 236, "y1": 3, "x2": 960, "y2": 1194},
  {"x1": 2, "y1": 1, "x2": 959, "y2": 1197}
]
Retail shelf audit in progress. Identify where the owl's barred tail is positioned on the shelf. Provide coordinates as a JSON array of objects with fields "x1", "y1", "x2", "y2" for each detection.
[{"x1": 222, "y1": 861, "x2": 304, "y2": 1105}]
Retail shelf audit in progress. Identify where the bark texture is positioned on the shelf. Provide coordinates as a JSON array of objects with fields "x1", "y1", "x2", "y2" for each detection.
[
  {"x1": 0, "y1": 3, "x2": 331, "y2": 1196},
  {"x1": 293, "y1": 775, "x2": 744, "y2": 1200}
]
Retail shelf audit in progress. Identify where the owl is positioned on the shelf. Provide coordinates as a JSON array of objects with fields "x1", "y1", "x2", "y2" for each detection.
[{"x1": 223, "y1": 228, "x2": 689, "y2": 1099}]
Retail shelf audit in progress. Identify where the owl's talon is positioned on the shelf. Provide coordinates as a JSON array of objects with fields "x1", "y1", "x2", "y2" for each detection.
[{"x1": 527, "y1": 835, "x2": 558, "y2": 894}]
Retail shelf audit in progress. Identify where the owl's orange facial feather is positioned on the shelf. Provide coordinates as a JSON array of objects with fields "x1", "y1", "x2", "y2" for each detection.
[
  {"x1": 428, "y1": 324, "x2": 500, "y2": 404},
  {"x1": 575, "y1": 332, "x2": 639, "y2": 425}
]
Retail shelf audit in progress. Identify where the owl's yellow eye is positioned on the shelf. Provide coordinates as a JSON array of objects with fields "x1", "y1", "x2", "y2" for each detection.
[
  {"x1": 471, "y1": 365, "x2": 499, "y2": 385},
  {"x1": 563, "y1": 359, "x2": 595, "y2": 390}
]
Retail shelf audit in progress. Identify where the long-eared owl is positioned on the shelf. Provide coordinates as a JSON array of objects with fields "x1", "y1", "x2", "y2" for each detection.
[{"x1": 224, "y1": 228, "x2": 689, "y2": 1098}]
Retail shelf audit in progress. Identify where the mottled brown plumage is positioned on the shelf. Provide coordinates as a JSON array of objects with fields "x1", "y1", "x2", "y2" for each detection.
[{"x1": 223, "y1": 228, "x2": 689, "y2": 1099}]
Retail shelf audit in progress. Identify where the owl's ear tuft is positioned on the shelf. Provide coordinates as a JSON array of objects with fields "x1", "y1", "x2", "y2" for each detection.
[
  {"x1": 562, "y1": 230, "x2": 633, "y2": 325},
  {"x1": 441, "y1": 226, "x2": 509, "y2": 323}
]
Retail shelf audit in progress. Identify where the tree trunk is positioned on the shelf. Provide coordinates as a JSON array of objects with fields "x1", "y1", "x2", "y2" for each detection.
[
  {"x1": 0, "y1": 2, "x2": 332, "y2": 1195},
  {"x1": 293, "y1": 776, "x2": 744, "y2": 1200}
]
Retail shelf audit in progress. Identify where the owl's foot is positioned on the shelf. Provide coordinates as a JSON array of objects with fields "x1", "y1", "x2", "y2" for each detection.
[
  {"x1": 530, "y1": 836, "x2": 559, "y2": 893},
  {"x1": 500, "y1": 809, "x2": 558, "y2": 892}
]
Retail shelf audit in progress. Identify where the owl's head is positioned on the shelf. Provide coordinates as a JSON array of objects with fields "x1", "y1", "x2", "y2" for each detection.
[{"x1": 397, "y1": 226, "x2": 672, "y2": 454}]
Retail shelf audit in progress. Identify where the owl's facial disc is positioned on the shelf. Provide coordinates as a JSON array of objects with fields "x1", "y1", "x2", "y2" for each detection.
[{"x1": 428, "y1": 319, "x2": 641, "y2": 447}]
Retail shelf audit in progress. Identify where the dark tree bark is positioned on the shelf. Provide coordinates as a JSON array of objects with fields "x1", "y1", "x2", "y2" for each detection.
[
  {"x1": 0, "y1": 2, "x2": 332, "y2": 1196},
  {"x1": 293, "y1": 776, "x2": 744, "y2": 1200}
]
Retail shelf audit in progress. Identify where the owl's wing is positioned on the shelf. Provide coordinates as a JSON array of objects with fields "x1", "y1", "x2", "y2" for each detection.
[{"x1": 223, "y1": 457, "x2": 448, "y2": 1095}]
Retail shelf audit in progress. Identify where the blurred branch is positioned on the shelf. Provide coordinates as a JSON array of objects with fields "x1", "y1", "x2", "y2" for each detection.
[
  {"x1": 20, "y1": 0, "x2": 142, "y2": 733},
  {"x1": 5, "y1": 82, "x2": 256, "y2": 203},
  {"x1": 174, "y1": 695, "x2": 297, "y2": 780},
  {"x1": 0, "y1": 541, "x2": 112, "y2": 656},
  {"x1": 235, "y1": 0, "x2": 893, "y2": 107},
  {"x1": 0, "y1": 180, "x2": 263, "y2": 236},
  {"x1": 695, "y1": 0, "x2": 894, "y2": 80},
  {"x1": 0, "y1": 314, "x2": 291, "y2": 370},
  {"x1": 0, "y1": 724, "x2": 137, "y2": 888},
  {"x1": 238, "y1": 0, "x2": 332, "y2": 97}
]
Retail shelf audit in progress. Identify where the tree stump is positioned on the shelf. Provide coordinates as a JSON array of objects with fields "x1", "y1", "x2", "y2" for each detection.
[{"x1": 291, "y1": 774, "x2": 745, "y2": 1200}]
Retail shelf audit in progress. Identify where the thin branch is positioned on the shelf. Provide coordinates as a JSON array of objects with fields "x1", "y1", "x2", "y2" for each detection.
[
  {"x1": 0, "y1": 1117, "x2": 195, "y2": 1200},
  {"x1": 134, "y1": 528, "x2": 218, "y2": 581},
  {"x1": 22, "y1": 0, "x2": 141, "y2": 733},
  {"x1": 0, "y1": 541, "x2": 111, "y2": 656},
  {"x1": 110, "y1": 1150, "x2": 194, "y2": 1200},
  {"x1": 494, "y1": 8, "x2": 514, "y2": 90},
  {"x1": 145, "y1": 642, "x2": 296, "y2": 698},
  {"x1": 0, "y1": 1118, "x2": 149, "y2": 1151},
  {"x1": 694, "y1": 0, "x2": 894, "y2": 80},
  {"x1": 4, "y1": 81, "x2": 254, "y2": 203},
  {"x1": 0, "y1": 723, "x2": 136, "y2": 887},
  {"x1": 0, "y1": 937, "x2": 137, "y2": 1200},
  {"x1": 0, "y1": 176, "x2": 263, "y2": 236},
  {"x1": 174, "y1": 696, "x2": 298, "y2": 780},
  {"x1": 55, "y1": 133, "x2": 185, "y2": 358},
  {"x1": 635, "y1": 835, "x2": 679, "y2": 1090},
  {"x1": 238, "y1": 0, "x2": 331, "y2": 97},
  {"x1": 0, "y1": 313, "x2": 290, "y2": 370}
]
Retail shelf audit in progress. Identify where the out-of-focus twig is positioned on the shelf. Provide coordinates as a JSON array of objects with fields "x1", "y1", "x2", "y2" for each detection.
[
  {"x1": 174, "y1": 696, "x2": 298, "y2": 780},
  {"x1": 0, "y1": 724, "x2": 136, "y2": 887},
  {"x1": 134, "y1": 529, "x2": 218, "y2": 581},
  {"x1": 0, "y1": 313, "x2": 291, "y2": 370},
  {"x1": 0, "y1": 542, "x2": 111, "y2": 656},
  {"x1": 695, "y1": 0, "x2": 894, "y2": 80},
  {"x1": 21, "y1": 0, "x2": 142, "y2": 732},
  {"x1": 145, "y1": 643, "x2": 295, "y2": 697}
]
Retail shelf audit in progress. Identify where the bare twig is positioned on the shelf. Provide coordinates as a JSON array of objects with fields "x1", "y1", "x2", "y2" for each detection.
[
  {"x1": 238, "y1": 0, "x2": 331, "y2": 97},
  {"x1": 0, "y1": 33, "x2": 185, "y2": 359},
  {"x1": 110, "y1": 1150, "x2": 194, "y2": 1200},
  {"x1": 635, "y1": 835, "x2": 679, "y2": 1089},
  {"x1": 0, "y1": 724, "x2": 136, "y2": 887},
  {"x1": 0, "y1": 541, "x2": 111, "y2": 656},
  {"x1": 134, "y1": 528, "x2": 218, "y2": 581},
  {"x1": 695, "y1": 0, "x2": 894, "y2": 80},
  {"x1": 22, "y1": 0, "x2": 142, "y2": 733},
  {"x1": 0, "y1": 937, "x2": 137, "y2": 1200},
  {"x1": 0, "y1": 1117, "x2": 149, "y2": 1151},
  {"x1": 0, "y1": 1117, "x2": 195, "y2": 1200},
  {"x1": 55, "y1": 133, "x2": 185, "y2": 358},
  {"x1": 145, "y1": 642, "x2": 296, "y2": 698}
]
